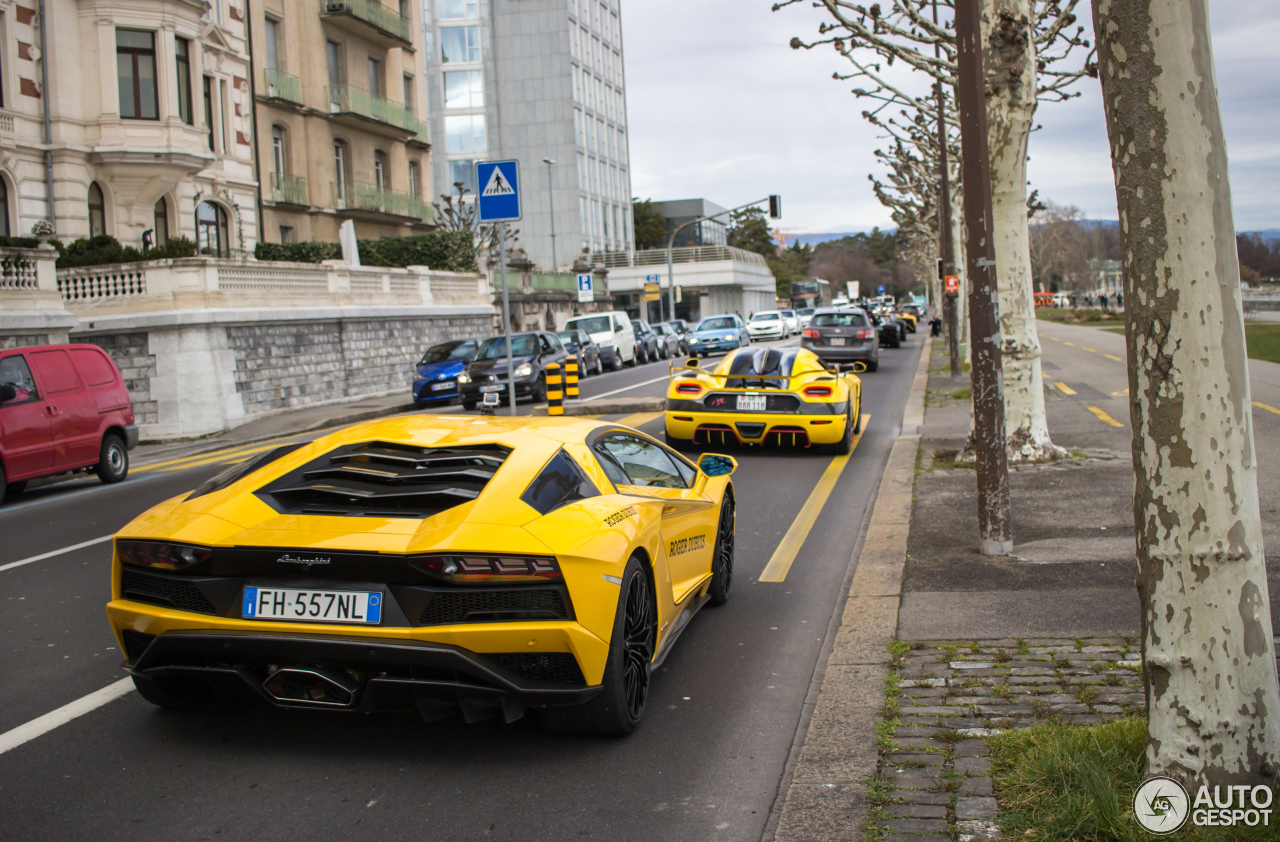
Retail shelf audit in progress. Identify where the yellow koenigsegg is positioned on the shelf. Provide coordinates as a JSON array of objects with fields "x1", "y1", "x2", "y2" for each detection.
[
  {"x1": 896, "y1": 310, "x2": 917, "y2": 332},
  {"x1": 663, "y1": 346, "x2": 863, "y2": 453},
  {"x1": 106, "y1": 416, "x2": 737, "y2": 735}
]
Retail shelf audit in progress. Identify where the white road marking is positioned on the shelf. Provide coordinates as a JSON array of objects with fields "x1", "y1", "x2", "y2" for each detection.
[
  {"x1": 581, "y1": 375, "x2": 671, "y2": 401},
  {"x1": 0, "y1": 535, "x2": 113, "y2": 573},
  {"x1": 0, "y1": 678, "x2": 134, "y2": 756}
]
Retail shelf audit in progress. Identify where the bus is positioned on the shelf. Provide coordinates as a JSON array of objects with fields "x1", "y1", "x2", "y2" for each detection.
[{"x1": 790, "y1": 278, "x2": 832, "y2": 309}]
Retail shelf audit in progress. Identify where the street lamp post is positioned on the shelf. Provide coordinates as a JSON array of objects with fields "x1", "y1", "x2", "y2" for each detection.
[{"x1": 542, "y1": 158, "x2": 557, "y2": 270}]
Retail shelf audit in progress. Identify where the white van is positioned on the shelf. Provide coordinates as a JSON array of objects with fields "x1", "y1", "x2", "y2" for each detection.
[{"x1": 564, "y1": 311, "x2": 637, "y2": 370}]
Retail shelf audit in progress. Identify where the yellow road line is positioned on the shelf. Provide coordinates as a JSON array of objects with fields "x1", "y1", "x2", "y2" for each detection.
[
  {"x1": 1082, "y1": 347, "x2": 1096, "y2": 353},
  {"x1": 1054, "y1": 382, "x2": 1077, "y2": 395},
  {"x1": 614, "y1": 411, "x2": 662, "y2": 429},
  {"x1": 1048, "y1": 337, "x2": 1060, "y2": 342},
  {"x1": 1103, "y1": 354, "x2": 1123, "y2": 362},
  {"x1": 1040, "y1": 371, "x2": 1050, "y2": 378},
  {"x1": 1063, "y1": 341, "x2": 1076, "y2": 347},
  {"x1": 133, "y1": 434, "x2": 304, "y2": 473},
  {"x1": 154, "y1": 442, "x2": 291, "y2": 472},
  {"x1": 1112, "y1": 388, "x2": 1129, "y2": 397},
  {"x1": 759, "y1": 415, "x2": 870, "y2": 583},
  {"x1": 1253, "y1": 402, "x2": 1280, "y2": 416},
  {"x1": 1088, "y1": 406, "x2": 1125, "y2": 428}
]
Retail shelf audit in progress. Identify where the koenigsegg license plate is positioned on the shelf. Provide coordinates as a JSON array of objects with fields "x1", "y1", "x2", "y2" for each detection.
[
  {"x1": 430, "y1": 381, "x2": 455, "y2": 391},
  {"x1": 736, "y1": 395, "x2": 767, "y2": 411},
  {"x1": 829, "y1": 337, "x2": 846, "y2": 346},
  {"x1": 480, "y1": 384, "x2": 504, "y2": 393},
  {"x1": 242, "y1": 587, "x2": 382, "y2": 624}
]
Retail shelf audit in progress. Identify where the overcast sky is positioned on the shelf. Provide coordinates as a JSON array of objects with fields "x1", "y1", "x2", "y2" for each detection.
[{"x1": 620, "y1": 1, "x2": 1280, "y2": 235}]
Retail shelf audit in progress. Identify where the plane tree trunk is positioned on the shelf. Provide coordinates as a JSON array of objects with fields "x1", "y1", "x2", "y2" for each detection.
[{"x1": 1093, "y1": 0, "x2": 1280, "y2": 787}]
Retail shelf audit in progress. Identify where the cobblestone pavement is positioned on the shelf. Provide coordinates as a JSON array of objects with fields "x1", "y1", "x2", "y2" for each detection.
[{"x1": 869, "y1": 637, "x2": 1148, "y2": 841}]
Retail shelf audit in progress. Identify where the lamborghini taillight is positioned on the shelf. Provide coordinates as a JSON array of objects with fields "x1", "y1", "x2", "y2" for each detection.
[{"x1": 411, "y1": 554, "x2": 562, "y2": 584}]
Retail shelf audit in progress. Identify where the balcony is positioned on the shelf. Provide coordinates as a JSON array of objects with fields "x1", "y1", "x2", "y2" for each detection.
[
  {"x1": 320, "y1": 0, "x2": 412, "y2": 48},
  {"x1": 270, "y1": 173, "x2": 309, "y2": 206},
  {"x1": 333, "y1": 182, "x2": 433, "y2": 223},
  {"x1": 326, "y1": 85, "x2": 427, "y2": 142},
  {"x1": 262, "y1": 68, "x2": 302, "y2": 105}
]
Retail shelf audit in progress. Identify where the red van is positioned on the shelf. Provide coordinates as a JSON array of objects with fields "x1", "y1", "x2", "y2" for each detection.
[{"x1": 0, "y1": 343, "x2": 138, "y2": 504}]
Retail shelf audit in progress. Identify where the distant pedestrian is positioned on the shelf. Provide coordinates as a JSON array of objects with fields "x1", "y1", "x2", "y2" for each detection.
[
  {"x1": 1100, "y1": 293, "x2": 1109, "y2": 310},
  {"x1": 929, "y1": 316, "x2": 942, "y2": 337},
  {"x1": 1116, "y1": 291, "x2": 1123, "y2": 309}
]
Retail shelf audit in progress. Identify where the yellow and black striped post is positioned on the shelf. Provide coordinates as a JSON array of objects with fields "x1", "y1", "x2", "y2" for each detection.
[
  {"x1": 546, "y1": 363, "x2": 563, "y2": 415},
  {"x1": 565, "y1": 355, "x2": 580, "y2": 399}
]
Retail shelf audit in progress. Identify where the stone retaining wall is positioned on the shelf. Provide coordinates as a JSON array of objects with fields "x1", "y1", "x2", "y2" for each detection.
[{"x1": 82, "y1": 332, "x2": 159, "y2": 427}]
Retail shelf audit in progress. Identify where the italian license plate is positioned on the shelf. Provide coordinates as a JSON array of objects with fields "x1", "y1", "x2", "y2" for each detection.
[
  {"x1": 737, "y1": 394, "x2": 767, "y2": 411},
  {"x1": 430, "y1": 381, "x2": 455, "y2": 391},
  {"x1": 242, "y1": 587, "x2": 382, "y2": 625},
  {"x1": 829, "y1": 337, "x2": 847, "y2": 346},
  {"x1": 483, "y1": 392, "x2": 501, "y2": 406},
  {"x1": 479, "y1": 384, "x2": 504, "y2": 393}
]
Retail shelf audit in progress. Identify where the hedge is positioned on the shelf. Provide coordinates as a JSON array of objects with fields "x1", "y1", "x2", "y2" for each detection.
[
  {"x1": 54, "y1": 235, "x2": 198, "y2": 269},
  {"x1": 254, "y1": 231, "x2": 477, "y2": 273}
]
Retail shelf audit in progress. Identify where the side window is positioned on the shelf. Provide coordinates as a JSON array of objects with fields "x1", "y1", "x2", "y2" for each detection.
[
  {"x1": 595, "y1": 433, "x2": 688, "y2": 489},
  {"x1": 613, "y1": 315, "x2": 627, "y2": 332},
  {"x1": 28, "y1": 350, "x2": 81, "y2": 394},
  {"x1": 540, "y1": 335, "x2": 554, "y2": 354},
  {"x1": 521, "y1": 449, "x2": 599, "y2": 515},
  {"x1": 0, "y1": 355, "x2": 40, "y2": 405}
]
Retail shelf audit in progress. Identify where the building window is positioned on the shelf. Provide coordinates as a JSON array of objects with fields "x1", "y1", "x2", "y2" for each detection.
[
  {"x1": 154, "y1": 197, "x2": 169, "y2": 245},
  {"x1": 264, "y1": 19, "x2": 280, "y2": 70},
  {"x1": 577, "y1": 153, "x2": 585, "y2": 189},
  {"x1": 408, "y1": 161, "x2": 420, "y2": 198},
  {"x1": 373, "y1": 150, "x2": 387, "y2": 191},
  {"x1": 219, "y1": 79, "x2": 229, "y2": 151},
  {"x1": 403, "y1": 74, "x2": 414, "y2": 112},
  {"x1": 88, "y1": 183, "x2": 106, "y2": 237},
  {"x1": 580, "y1": 196, "x2": 587, "y2": 233},
  {"x1": 440, "y1": 25, "x2": 480, "y2": 63},
  {"x1": 327, "y1": 40, "x2": 343, "y2": 104},
  {"x1": 367, "y1": 57, "x2": 382, "y2": 98},
  {"x1": 443, "y1": 69, "x2": 482, "y2": 109},
  {"x1": 272, "y1": 125, "x2": 288, "y2": 176},
  {"x1": 0, "y1": 181, "x2": 10, "y2": 237},
  {"x1": 175, "y1": 37, "x2": 193, "y2": 125},
  {"x1": 438, "y1": 0, "x2": 477, "y2": 19},
  {"x1": 279, "y1": 225, "x2": 296, "y2": 243},
  {"x1": 445, "y1": 114, "x2": 486, "y2": 153},
  {"x1": 447, "y1": 159, "x2": 475, "y2": 195},
  {"x1": 195, "y1": 201, "x2": 229, "y2": 257},
  {"x1": 333, "y1": 140, "x2": 350, "y2": 202},
  {"x1": 116, "y1": 29, "x2": 158, "y2": 120},
  {"x1": 203, "y1": 75, "x2": 216, "y2": 150}
]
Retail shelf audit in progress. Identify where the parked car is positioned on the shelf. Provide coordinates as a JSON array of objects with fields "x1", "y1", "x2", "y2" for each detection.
[
  {"x1": 802, "y1": 308, "x2": 879, "y2": 371},
  {"x1": 412, "y1": 339, "x2": 478, "y2": 406},
  {"x1": 651, "y1": 323, "x2": 683, "y2": 359},
  {"x1": 564, "y1": 311, "x2": 637, "y2": 370},
  {"x1": 458, "y1": 331, "x2": 568, "y2": 409},
  {"x1": 747, "y1": 311, "x2": 787, "y2": 340},
  {"x1": 688, "y1": 314, "x2": 751, "y2": 357},
  {"x1": 0, "y1": 343, "x2": 138, "y2": 505},
  {"x1": 631, "y1": 320, "x2": 662, "y2": 363},
  {"x1": 796, "y1": 308, "x2": 816, "y2": 329},
  {"x1": 556, "y1": 328, "x2": 604, "y2": 376},
  {"x1": 666, "y1": 320, "x2": 693, "y2": 354},
  {"x1": 780, "y1": 309, "x2": 800, "y2": 336}
]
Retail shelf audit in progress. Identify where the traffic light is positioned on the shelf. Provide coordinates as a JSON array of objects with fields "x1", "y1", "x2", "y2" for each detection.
[{"x1": 768, "y1": 195, "x2": 781, "y2": 219}]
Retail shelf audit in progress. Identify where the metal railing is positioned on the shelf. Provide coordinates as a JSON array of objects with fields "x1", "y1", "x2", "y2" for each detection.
[
  {"x1": 333, "y1": 182, "x2": 433, "y2": 222},
  {"x1": 326, "y1": 85, "x2": 426, "y2": 139},
  {"x1": 591, "y1": 245, "x2": 769, "y2": 269},
  {"x1": 270, "y1": 173, "x2": 309, "y2": 205},
  {"x1": 263, "y1": 68, "x2": 302, "y2": 104},
  {"x1": 320, "y1": 0, "x2": 411, "y2": 42}
]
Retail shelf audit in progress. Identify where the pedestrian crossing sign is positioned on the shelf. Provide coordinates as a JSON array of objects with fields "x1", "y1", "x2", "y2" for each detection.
[{"x1": 475, "y1": 160, "x2": 521, "y2": 222}]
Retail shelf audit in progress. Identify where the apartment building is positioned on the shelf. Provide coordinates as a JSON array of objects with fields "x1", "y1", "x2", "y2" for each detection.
[
  {"x1": 0, "y1": 0, "x2": 258, "y2": 251},
  {"x1": 422, "y1": 0, "x2": 632, "y2": 270},
  {"x1": 250, "y1": 0, "x2": 432, "y2": 243}
]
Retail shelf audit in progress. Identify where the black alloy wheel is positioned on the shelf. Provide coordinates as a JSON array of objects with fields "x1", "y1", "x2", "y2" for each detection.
[
  {"x1": 614, "y1": 351, "x2": 626, "y2": 371},
  {"x1": 820, "y1": 406, "x2": 855, "y2": 455},
  {"x1": 708, "y1": 495, "x2": 735, "y2": 606},
  {"x1": 95, "y1": 433, "x2": 129, "y2": 484},
  {"x1": 539, "y1": 556, "x2": 655, "y2": 736},
  {"x1": 595, "y1": 354, "x2": 605, "y2": 375}
]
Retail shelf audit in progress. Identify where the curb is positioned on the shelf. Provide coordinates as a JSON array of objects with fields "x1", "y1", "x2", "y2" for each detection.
[
  {"x1": 532, "y1": 396, "x2": 664, "y2": 416},
  {"x1": 768, "y1": 338, "x2": 931, "y2": 842}
]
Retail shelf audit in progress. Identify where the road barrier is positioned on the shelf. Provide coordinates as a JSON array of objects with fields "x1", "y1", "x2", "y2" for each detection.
[
  {"x1": 566, "y1": 355, "x2": 579, "y2": 398},
  {"x1": 546, "y1": 363, "x2": 563, "y2": 416}
]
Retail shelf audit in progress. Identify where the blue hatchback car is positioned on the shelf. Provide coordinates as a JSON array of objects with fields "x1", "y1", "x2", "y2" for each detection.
[
  {"x1": 688, "y1": 314, "x2": 751, "y2": 357},
  {"x1": 412, "y1": 339, "x2": 478, "y2": 405}
]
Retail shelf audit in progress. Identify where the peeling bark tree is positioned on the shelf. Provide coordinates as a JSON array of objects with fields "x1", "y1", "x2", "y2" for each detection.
[{"x1": 1093, "y1": 0, "x2": 1280, "y2": 787}]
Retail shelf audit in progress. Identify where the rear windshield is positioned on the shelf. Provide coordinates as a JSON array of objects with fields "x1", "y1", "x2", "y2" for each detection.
[
  {"x1": 697, "y1": 317, "x2": 736, "y2": 331},
  {"x1": 568, "y1": 316, "x2": 611, "y2": 334},
  {"x1": 477, "y1": 335, "x2": 537, "y2": 359},
  {"x1": 751, "y1": 313, "x2": 780, "y2": 321},
  {"x1": 812, "y1": 312, "x2": 869, "y2": 327},
  {"x1": 798, "y1": 308, "x2": 815, "y2": 316}
]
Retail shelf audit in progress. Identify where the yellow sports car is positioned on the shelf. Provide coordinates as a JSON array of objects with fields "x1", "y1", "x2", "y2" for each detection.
[
  {"x1": 106, "y1": 416, "x2": 737, "y2": 736},
  {"x1": 664, "y1": 347, "x2": 863, "y2": 453}
]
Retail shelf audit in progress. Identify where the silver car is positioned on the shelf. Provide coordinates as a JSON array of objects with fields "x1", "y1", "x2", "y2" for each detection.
[{"x1": 801, "y1": 307, "x2": 880, "y2": 371}]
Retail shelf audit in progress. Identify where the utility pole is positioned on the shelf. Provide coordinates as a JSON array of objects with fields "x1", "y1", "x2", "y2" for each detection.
[
  {"x1": 542, "y1": 158, "x2": 557, "y2": 270},
  {"x1": 955, "y1": 0, "x2": 1011, "y2": 554},
  {"x1": 933, "y1": 0, "x2": 960, "y2": 378}
]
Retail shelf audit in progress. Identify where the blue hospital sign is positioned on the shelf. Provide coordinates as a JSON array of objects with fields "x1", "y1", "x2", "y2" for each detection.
[{"x1": 475, "y1": 160, "x2": 521, "y2": 222}]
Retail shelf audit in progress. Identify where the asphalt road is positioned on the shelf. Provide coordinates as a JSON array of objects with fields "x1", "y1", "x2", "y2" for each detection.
[{"x1": 0, "y1": 332, "x2": 923, "y2": 841}]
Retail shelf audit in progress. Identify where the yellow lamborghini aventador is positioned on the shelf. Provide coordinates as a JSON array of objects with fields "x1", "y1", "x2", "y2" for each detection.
[
  {"x1": 106, "y1": 417, "x2": 736, "y2": 735},
  {"x1": 664, "y1": 346, "x2": 863, "y2": 453}
]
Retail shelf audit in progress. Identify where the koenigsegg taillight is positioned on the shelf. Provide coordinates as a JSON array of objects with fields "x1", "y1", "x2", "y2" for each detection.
[
  {"x1": 802, "y1": 329, "x2": 820, "y2": 339},
  {"x1": 116, "y1": 540, "x2": 213, "y2": 571},
  {"x1": 803, "y1": 386, "x2": 833, "y2": 397},
  {"x1": 676, "y1": 382, "x2": 703, "y2": 395},
  {"x1": 410, "y1": 554, "x2": 562, "y2": 584}
]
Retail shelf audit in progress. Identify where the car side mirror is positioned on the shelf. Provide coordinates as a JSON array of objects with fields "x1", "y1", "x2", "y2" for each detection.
[
  {"x1": 698, "y1": 453, "x2": 737, "y2": 477},
  {"x1": 0, "y1": 383, "x2": 15, "y2": 403}
]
